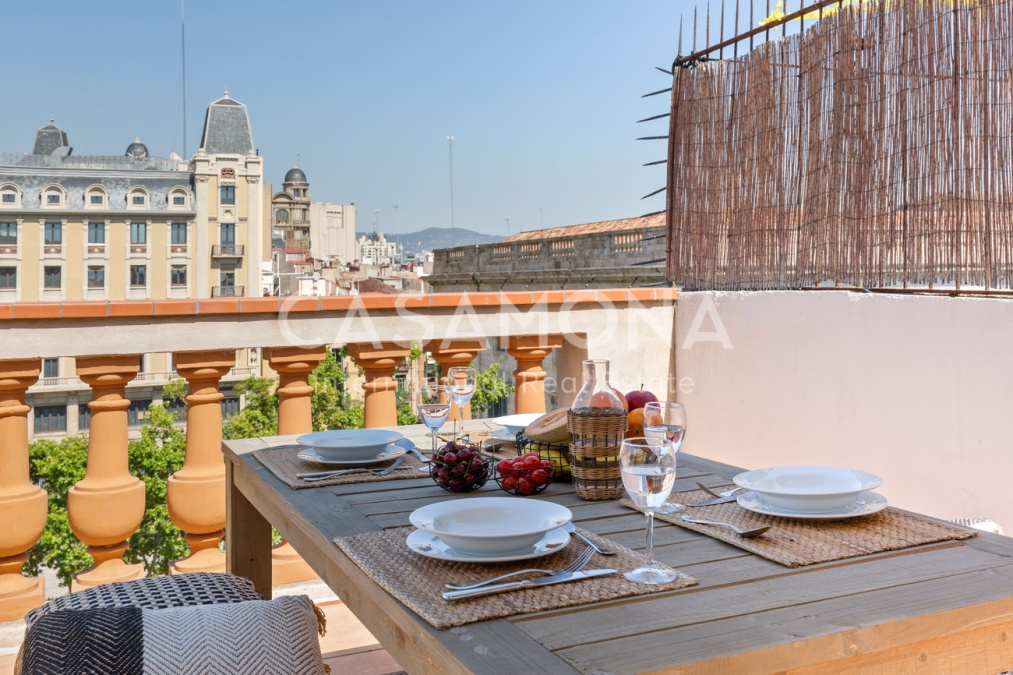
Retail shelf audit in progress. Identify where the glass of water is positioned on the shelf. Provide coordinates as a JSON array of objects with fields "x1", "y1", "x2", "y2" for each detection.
[
  {"x1": 417, "y1": 384, "x2": 450, "y2": 454},
  {"x1": 620, "y1": 436, "x2": 677, "y2": 584},
  {"x1": 446, "y1": 366, "x2": 476, "y2": 440},
  {"x1": 642, "y1": 401, "x2": 687, "y2": 514}
]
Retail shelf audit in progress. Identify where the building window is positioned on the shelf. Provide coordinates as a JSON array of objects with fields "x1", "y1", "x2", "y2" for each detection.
[
  {"x1": 34, "y1": 405, "x2": 67, "y2": 433},
  {"x1": 90, "y1": 194, "x2": 103, "y2": 205},
  {"x1": 221, "y1": 397, "x2": 241, "y2": 418},
  {"x1": 130, "y1": 265, "x2": 147, "y2": 287},
  {"x1": 171, "y1": 222, "x2": 187, "y2": 244},
  {"x1": 127, "y1": 400, "x2": 152, "y2": 427},
  {"x1": 87, "y1": 266, "x2": 104, "y2": 289},
  {"x1": 220, "y1": 222, "x2": 235, "y2": 246},
  {"x1": 172, "y1": 195, "x2": 186, "y2": 206},
  {"x1": 220, "y1": 269, "x2": 235, "y2": 288},
  {"x1": 275, "y1": 209, "x2": 289, "y2": 223},
  {"x1": 0, "y1": 267, "x2": 15, "y2": 289},
  {"x1": 132, "y1": 195, "x2": 145, "y2": 205},
  {"x1": 78, "y1": 403, "x2": 92, "y2": 430},
  {"x1": 171, "y1": 266, "x2": 187, "y2": 287},
  {"x1": 43, "y1": 266, "x2": 61, "y2": 289},
  {"x1": 130, "y1": 222, "x2": 146, "y2": 245},
  {"x1": 44, "y1": 223, "x2": 62, "y2": 244},
  {"x1": 0, "y1": 222, "x2": 15, "y2": 245},
  {"x1": 1, "y1": 193, "x2": 14, "y2": 203},
  {"x1": 43, "y1": 358, "x2": 59, "y2": 378},
  {"x1": 88, "y1": 222, "x2": 105, "y2": 244},
  {"x1": 46, "y1": 193, "x2": 60, "y2": 205},
  {"x1": 220, "y1": 186, "x2": 235, "y2": 205}
]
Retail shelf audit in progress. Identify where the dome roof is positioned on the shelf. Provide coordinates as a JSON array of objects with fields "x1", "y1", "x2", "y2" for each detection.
[
  {"x1": 125, "y1": 138, "x2": 149, "y2": 159},
  {"x1": 284, "y1": 167, "x2": 307, "y2": 184}
]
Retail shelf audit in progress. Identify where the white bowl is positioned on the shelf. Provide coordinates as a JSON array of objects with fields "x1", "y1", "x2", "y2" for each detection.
[
  {"x1": 733, "y1": 466, "x2": 883, "y2": 514},
  {"x1": 491, "y1": 413, "x2": 543, "y2": 436},
  {"x1": 409, "y1": 497, "x2": 572, "y2": 555},
  {"x1": 296, "y1": 429, "x2": 403, "y2": 461}
]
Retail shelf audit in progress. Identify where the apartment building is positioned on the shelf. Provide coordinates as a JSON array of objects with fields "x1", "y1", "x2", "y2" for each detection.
[{"x1": 0, "y1": 92, "x2": 268, "y2": 438}]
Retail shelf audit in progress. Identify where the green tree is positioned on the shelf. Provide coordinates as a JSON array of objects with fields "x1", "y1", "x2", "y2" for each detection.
[
  {"x1": 222, "y1": 376, "x2": 278, "y2": 440},
  {"x1": 470, "y1": 360, "x2": 515, "y2": 415}
]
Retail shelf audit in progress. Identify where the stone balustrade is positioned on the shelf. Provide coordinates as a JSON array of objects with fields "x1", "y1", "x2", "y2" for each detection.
[{"x1": 0, "y1": 288, "x2": 678, "y2": 619}]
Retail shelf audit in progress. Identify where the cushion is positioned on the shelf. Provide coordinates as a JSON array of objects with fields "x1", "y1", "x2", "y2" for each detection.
[
  {"x1": 18, "y1": 595, "x2": 326, "y2": 675},
  {"x1": 24, "y1": 573, "x2": 263, "y2": 629}
]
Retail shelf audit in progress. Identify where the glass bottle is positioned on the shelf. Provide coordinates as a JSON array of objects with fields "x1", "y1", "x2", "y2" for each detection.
[{"x1": 572, "y1": 359, "x2": 625, "y2": 412}]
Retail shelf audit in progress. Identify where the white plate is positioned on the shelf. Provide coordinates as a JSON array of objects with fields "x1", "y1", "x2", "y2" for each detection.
[
  {"x1": 733, "y1": 466, "x2": 882, "y2": 513},
  {"x1": 489, "y1": 429, "x2": 518, "y2": 442},
  {"x1": 297, "y1": 438, "x2": 415, "y2": 466},
  {"x1": 491, "y1": 413, "x2": 543, "y2": 436},
  {"x1": 297, "y1": 429, "x2": 404, "y2": 461},
  {"x1": 409, "y1": 497, "x2": 572, "y2": 555},
  {"x1": 406, "y1": 527, "x2": 570, "y2": 563},
  {"x1": 737, "y1": 490, "x2": 888, "y2": 520}
]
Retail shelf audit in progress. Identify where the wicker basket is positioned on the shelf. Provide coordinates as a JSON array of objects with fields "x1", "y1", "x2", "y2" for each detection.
[
  {"x1": 514, "y1": 432, "x2": 571, "y2": 479},
  {"x1": 567, "y1": 408, "x2": 628, "y2": 501}
]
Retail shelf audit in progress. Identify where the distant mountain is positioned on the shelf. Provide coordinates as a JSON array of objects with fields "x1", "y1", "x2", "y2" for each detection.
[{"x1": 357, "y1": 227, "x2": 502, "y2": 255}]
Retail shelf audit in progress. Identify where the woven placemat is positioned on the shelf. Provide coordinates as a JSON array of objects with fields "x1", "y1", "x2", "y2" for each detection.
[
  {"x1": 623, "y1": 486, "x2": 977, "y2": 568},
  {"x1": 434, "y1": 430, "x2": 518, "y2": 460},
  {"x1": 438, "y1": 429, "x2": 495, "y2": 444},
  {"x1": 253, "y1": 445, "x2": 428, "y2": 489},
  {"x1": 334, "y1": 526, "x2": 697, "y2": 629}
]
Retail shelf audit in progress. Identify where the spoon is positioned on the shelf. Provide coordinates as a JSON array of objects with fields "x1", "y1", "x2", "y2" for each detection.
[{"x1": 681, "y1": 515, "x2": 771, "y2": 538}]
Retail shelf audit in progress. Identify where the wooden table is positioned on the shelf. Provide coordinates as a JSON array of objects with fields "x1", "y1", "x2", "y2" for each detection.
[{"x1": 224, "y1": 422, "x2": 1013, "y2": 674}]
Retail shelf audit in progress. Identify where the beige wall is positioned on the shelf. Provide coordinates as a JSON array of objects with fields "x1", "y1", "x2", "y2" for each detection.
[{"x1": 675, "y1": 290, "x2": 1013, "y2": 531}]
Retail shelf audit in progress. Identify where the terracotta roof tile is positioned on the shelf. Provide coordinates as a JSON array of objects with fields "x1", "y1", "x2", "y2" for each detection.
[{"x1": 500, "y1": 214, "x2": 665, "y2": 243}]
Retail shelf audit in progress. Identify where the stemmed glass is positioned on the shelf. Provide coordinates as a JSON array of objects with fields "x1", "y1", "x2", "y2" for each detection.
[
  {"x1": 446, "y1": 366, "x2": 476, "y2": 440},
  {"x1": 642, "y1": 402, "x2": 687, "y2": 515},
  {"x1": 417, "y1": 384, "x2": 450, "y2": 455},
  {"x1": 619, "y1": 436, "x2": 678, "y2": 584}
]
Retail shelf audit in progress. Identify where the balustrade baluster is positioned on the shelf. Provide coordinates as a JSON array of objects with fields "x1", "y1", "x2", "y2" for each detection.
[
  {"x1": 0, "y1": 359, "x2": 47, "y2": 620},
  {"x1": 506, "y1": 335, "x2": 564, "y2": 414},
  {"x1": 69, "y1": 356, "x2": 145, "y2": 590},
  {"x1": 347, "y1": 343, "x2": 413, "y2": 428},
  {"x1": 167, "y1": 350, "x2": 235, "y2": 574},
  {"x1": 264, "y1": 346, "x2": 326, "y2": 585}
]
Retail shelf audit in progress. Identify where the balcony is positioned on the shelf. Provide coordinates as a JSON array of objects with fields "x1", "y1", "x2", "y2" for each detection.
[
  {"x1": 211, "y1": 285, "x2": 244, "y2": 297},
  {"x1": 212, "y1": 244, "x2": 245, "y2": 258},
  {"x1": 2, "y1": 288, "x2": 1012, "y2": 670}
]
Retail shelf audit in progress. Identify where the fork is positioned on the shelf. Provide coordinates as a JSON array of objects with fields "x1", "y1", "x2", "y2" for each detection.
[
  {"x1": 681, "y1": 515, "x2": 771, "y2": 538},
  {"x1": 444, "y1": 545, "x2": 595, "y2": 591},
  {"x1": 298, "y1": 455, "x2": 407, "y2": 481},
  {"x1": 695, "y1": 482, "x2": 745, "y2": 499}
]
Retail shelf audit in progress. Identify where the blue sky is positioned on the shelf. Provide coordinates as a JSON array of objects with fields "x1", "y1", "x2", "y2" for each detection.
[{"x1": 3, "y1": 1, "x2": 782, "y2": 237}]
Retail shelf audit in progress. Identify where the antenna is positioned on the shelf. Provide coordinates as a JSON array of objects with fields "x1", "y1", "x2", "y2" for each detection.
[
  {"x1": 181, "y1": 0, "x2": 187, "y2": 157},
  {"x1": 447, "y1": 135, "x2": 455, "y2": 246}
]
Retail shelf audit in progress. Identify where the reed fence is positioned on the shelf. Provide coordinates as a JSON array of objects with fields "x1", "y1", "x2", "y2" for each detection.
[{"x1": 665, "y1": 0, "x2": 1013, "y2": 290}]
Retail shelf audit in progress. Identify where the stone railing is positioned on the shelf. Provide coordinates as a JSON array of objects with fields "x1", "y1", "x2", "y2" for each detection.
[
  {"x1": 0, "y1": 288, "x2": 678, "y2": 620},
  {"x1": 429, "y1": 227, "x2": 668, "y2": 291}
]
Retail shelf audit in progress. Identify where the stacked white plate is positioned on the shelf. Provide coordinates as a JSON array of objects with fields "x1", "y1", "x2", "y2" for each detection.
[
  {"x1": 732, "y1": 466, "x2": 887, "y2": 519},
  {"x1": 296, "y1": 429, "x2": 404, "y2": 462},
  {"x1": 490, "y1": 413, "x2": 542, "y2": 441},
  {"x1": 407, "y1": 497, "x2": 573, "y2": 562}
]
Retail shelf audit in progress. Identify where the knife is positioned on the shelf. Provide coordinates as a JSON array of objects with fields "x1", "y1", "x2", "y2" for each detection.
[{"x1": 442, "y1": 569, "x2": 617, "y2": 601}]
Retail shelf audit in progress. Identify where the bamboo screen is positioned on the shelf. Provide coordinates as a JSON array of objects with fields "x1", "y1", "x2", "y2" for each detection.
[{"x1": 666, "y1": 0, "x2": 1013, "y2": 290}]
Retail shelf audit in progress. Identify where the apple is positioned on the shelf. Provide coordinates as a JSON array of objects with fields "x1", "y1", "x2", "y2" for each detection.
[{"x1": 625, "y1": 386, "x2": 658, "y2": 411}]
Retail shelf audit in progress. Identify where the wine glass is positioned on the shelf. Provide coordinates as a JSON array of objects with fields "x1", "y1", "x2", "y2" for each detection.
[
  {"x1": 417, "y1": 384, "x2": 450, "y2": 455},
  {"x1": 446, "y1": 366, "x2": 476, "y2": 440},
  {"x1": 620, "y1": 437, "x2": 678, "y2": 584},
  {"x1": 642, "y1": 402, "x2": 687, "y2": 515}
]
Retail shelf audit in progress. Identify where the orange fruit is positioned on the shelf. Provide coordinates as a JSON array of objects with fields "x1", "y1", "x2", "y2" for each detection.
[
  {"x1": 590, "y1": 391, "x2": 623, "y2": 408},
  {"x1": 627, "y1": 408, "x2": 644, "y2": 437}
]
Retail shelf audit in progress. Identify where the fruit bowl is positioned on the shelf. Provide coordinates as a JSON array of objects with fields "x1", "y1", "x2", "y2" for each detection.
[
  {"x1": 429, "y1": 441, "x2": 492, "y2": 493},
  {"x1": 495, "y1": 453, "x2": 555, "y2": 495},
  {"x1": 515, "y1": 432, "x2": 570, "y2": 477}
]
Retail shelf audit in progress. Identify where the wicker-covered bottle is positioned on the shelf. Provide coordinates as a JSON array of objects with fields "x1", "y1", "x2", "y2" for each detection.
[{"x1": 568, "y1": 359, "x2": 628, "y2": 500}]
